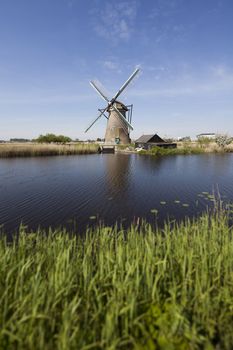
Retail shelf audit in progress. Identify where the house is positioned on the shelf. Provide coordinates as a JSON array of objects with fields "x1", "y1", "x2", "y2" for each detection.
[
  {"x1": 196, "y1": 133, "x2": 216, "y2": 140},
  {"x1": 135, "y1": 134, "x2": 177, "y2": 150}
]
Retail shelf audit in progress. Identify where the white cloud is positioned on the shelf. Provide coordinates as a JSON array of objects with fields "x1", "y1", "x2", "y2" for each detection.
[
  {"x1": 146, "y1": 0, "x2": 187, "y2": 45},
  {"x1": 92, "y1": 1, "x2": 138, "y2": 43},
  {"x1": 103, "y1": 60, "x2": 118, "y2": 70},
  {"x1": 129, "y1": 68, "x2": 233, "y2": 98},
  {"x1": 211, "y1": 64, "x2": 228, "y2": 78}
]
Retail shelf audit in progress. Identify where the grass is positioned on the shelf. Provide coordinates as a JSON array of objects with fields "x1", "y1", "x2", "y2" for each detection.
[
  {"x1": 0, "y1": 143, "x2": 100, "y2": 157},
  {"x1": 1, "y1": 208, "x2": 233, "y2": 349},
  {"x1": 139, "y1": 142, "x2": 233, "y2": 157},
  {"x1": 139, "y1": 145, "x2": 204, "y2": 156}
]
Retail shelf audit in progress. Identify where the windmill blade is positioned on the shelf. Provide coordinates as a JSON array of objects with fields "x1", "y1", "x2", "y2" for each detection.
[
  {"x1": 87, "y1": 68, "x2": 139, "y2": 133},
  {"x1": 112, "y1": 104, "x2": 133, "y2": 131},
  {"x1": 98, "y1": 109, "x2": 109, "y2": 119},
  {"x1": 90, "y1": 81, "x2": 110, "y2": 104},
  {"x1": 85, "y1": 106, "x2": 108, "y2": 133},
  {"x1": 112, "y1": 68, "x2": 140, "y2": 102}
]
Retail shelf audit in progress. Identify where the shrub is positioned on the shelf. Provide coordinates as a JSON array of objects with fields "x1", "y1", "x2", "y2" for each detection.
[
  {"x1": 140, "y1": 146, "x2": 204, "y2": 156},
  {"x1": 215, "y1": 134, "x2": 233, "y2": 148},
  {"x1": 36, "y1": 133, "x2": 72, "y2": 143}
]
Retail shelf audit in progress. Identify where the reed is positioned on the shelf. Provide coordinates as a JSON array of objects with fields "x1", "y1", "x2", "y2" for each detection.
[
  {"x1": 1, "y1": 208, "x2": 233, "y2": 349},
  {"x1": 0, "y1": 143, "x2": 100, "y2": 157},
  {"x1": 178, "y1": 141, "x2": 233, "y2": 154}
]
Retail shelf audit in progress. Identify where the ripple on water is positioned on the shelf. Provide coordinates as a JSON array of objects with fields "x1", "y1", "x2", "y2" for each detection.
[{"x1": 1, "y1": 153, "x2": 233, "y2": 236}]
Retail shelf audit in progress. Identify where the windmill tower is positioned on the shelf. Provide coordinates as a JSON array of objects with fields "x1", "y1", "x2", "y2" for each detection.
[
  {"x1": 105, "y1": 101, "x2": 130, "y2": 144},
  {"x1": 85, "y1": 68, "x2": 139, "y2": 144}
]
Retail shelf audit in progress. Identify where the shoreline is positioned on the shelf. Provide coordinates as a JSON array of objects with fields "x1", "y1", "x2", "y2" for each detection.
[
  {"x1": 0, "y1": 141, "x2": 233, "y2": 158},
  {"x1": 117, "y1": 141, "x2": 233, "y2": 156}
]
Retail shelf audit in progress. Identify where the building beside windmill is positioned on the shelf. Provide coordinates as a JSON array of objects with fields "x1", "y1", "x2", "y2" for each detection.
[
  {"x1": 196, "y1": 133, "x2": 216, "y2": 140},
  {"x1": 135, "y1": 134, "x2": 177, "y2": 150}
]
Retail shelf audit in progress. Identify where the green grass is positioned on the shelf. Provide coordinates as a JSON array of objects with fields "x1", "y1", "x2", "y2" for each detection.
[
  {"x1": 0, "y1": 143, "x2": 100, "y2": 157},
  {"x1": 139, "y1": 145, "x2": 205, "y2": 156},
  {"x1": 1, "y1": 209, "x2": 233, "y2": 349},
  {"x1": 139, "y1": 142, "x2": 233, "y2": 157}
]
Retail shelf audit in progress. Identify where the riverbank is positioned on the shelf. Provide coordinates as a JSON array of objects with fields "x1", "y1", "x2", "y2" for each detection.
[
  {"x1": 0, "y1": 143, "x2": 100, "y2": 157},
  {"x1": 1, "y1": 142, "x2": 233, "y2": 158},
  {"x1": 1, "y1": 209, "x2": 233, "y2": 349},
  {"x1": 137, "y1": 141, "x2": 233, "y2": 156}
]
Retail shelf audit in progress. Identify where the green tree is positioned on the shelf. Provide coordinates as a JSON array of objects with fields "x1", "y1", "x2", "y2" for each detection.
[{"x1": 36, "y1": 133, "x2": 72, "y2": 143}]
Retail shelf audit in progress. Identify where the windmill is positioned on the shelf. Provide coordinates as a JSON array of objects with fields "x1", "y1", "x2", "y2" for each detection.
[{"x1": 85, "y1": 68, "x2": 140, "y2": 144}]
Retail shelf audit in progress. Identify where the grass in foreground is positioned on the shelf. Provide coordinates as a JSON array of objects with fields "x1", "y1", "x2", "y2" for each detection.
[
  {"x1": 1, "y1": 210, "x2": 233, "y2": 349},
  {"x1": 0, "y1": 143, "x2": 99, "y2": 157}
]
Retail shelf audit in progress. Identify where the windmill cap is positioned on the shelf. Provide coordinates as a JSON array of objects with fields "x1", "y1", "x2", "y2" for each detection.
[{"x1": 108, "y1": 100, "x2": 128, "y2": 111}]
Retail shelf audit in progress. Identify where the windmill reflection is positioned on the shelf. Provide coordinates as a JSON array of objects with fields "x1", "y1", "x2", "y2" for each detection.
[{"x1": 104, "y1": 154, "x2": 131, "y2": 197}]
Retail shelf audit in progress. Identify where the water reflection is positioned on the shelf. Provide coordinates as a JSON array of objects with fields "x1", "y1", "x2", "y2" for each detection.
[
  {"x1": 0, "y1": 153, "x2": 233, "y2": 237},
  {"x1": 105, "y1": 154, "x2": 131, "y2": 194}
]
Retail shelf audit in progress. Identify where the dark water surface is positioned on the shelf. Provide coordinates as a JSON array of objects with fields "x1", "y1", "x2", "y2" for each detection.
[{"x1": 1, "y1": 153, "x2": 233, "y2": 236}]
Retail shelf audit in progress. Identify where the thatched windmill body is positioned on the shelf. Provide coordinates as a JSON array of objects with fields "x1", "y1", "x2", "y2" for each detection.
[{"x1": 85, "y1": 68, "x2": 139, "y2": 144}]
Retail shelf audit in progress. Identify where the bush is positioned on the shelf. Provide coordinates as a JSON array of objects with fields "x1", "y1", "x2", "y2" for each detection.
[
  {"x1": 215, "y1": 134, "x2": 233, "y2": 148},
  {"x1": 140, "y1": 146, "x2": 204, "y2": 156},
  {"x1": 36, "y1": 133, "x2": 72, "y2": 143}
]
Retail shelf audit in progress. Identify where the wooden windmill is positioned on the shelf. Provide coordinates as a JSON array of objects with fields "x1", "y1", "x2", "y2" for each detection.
[{"x1": 85, "y1": 68, "x2": 139, "y2": 144}]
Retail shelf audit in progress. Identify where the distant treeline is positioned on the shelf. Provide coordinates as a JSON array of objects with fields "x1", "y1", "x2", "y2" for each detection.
[
  {"x1": 5, "y1": 134, "x2": 100, "y2": 144},
  {"x1": 10, "y1": 138, "x2": 31, "y2": 142}
]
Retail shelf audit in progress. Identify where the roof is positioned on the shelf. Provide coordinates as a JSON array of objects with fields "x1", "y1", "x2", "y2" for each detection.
[
  {"x1": 135, "y1": 135, "x2": 154, "y2": 143},
  {"x1": 108, "y1": 100, "x2": 128, "y2": 111},
  {"x1": 135, "y1": 134, "x2": 165, "y2": 143},
  {"x1": 197, "y1": 133, "x2": 215, "y2": 136}
]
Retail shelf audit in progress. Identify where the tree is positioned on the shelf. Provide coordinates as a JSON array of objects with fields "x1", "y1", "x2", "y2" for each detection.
[
  {"x1": 36, "y1": 134, "x2": 72, "y2": 143},
  {"x1": 215, "y1": 134, "x2": 233, "y2": 148}
]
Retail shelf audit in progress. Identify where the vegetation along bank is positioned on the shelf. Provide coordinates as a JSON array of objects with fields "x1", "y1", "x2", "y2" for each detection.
[
  {"x1": 138, "y1": 140, "x2": 233, "y2": 156},
  {"x1": 1, "y1": 208, "x2": 233, "y2": 349},
  {"x1": 0, "y1": 143, "x2": 99, "y2": 157}
]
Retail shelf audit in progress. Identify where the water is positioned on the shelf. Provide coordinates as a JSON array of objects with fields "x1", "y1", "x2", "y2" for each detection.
[{"x1": 1, "y1": 153, "x2": 233, "y2": 237}]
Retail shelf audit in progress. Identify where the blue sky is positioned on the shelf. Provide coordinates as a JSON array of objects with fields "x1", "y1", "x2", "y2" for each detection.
[{"x1": 0, "y1": 0, "x2": 233, "y2": 140}]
